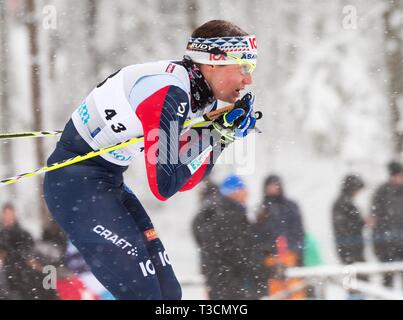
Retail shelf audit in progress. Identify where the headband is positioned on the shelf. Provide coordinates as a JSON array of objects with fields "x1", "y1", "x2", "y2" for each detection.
[{"x1": 185, "y1": 35, "x2": 257, "y2": 65}]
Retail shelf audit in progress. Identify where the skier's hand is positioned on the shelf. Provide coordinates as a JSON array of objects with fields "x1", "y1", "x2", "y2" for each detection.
[{"x1": 212, "y1": 92, "x2": 256, "y2": 145}]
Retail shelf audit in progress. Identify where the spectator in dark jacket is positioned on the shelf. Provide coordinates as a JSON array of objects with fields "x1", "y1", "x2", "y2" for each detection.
[
  {"x1": 192, "y1": 179, "x2": 221, "y2": 298},
  {"x1": 332, "y1": 174, "x2": 366, "y2": 265},
  {"x1": 193, "y1": 175, "x2": 261, "y2": 300},
  {"x1": 253, "y1": 175, "x2": 305, "y2": 298},
  {"x1": 254, "y1": 175, "x2": 305, "y2": 261},
  {"x1": 371, "y1": 161, "x2": 403, "y2": 287},
  {"x1": 0, "y1": 244, "x2": 12, "y2": 299},
  {"x1": 39, "y1": 221, "x2": 67, "y2": 267},
  {"x1": 0, "y1": 203, "x2": 59, "y2": 300}
]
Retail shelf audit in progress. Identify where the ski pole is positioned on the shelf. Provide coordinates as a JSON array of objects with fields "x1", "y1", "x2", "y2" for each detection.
[
  {"x1": 0, "y1": 130, "x2": 63, "y2": 140},
  {"x1": 0, "y1": 106, "x2": 263, "y2": 141},
  {"x1": 0, "y1": 107, "x2": 262, "y2": 187},
  {"x1": 0, "y1": 104, "x2": 236, "y2": 141},
  {"x1": 0, "y1": 136, "x2": 142, "y2": 187},
  {"x1": 0, "y1": 116, "x2": 209, "y2": 187}
]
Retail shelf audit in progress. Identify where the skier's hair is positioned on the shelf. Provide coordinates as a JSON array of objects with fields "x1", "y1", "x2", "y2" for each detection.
[
  {"x1": 388, "y1": 161, "x2": 402, "y2": 176},
  {"x1": 191, "y1": 20, "x2": 249, "y2": 38},
  {"x1": 1, "y1": 202, "x2": 15, "y2": 212},
  {"x1": 341, "y1": 174, "x2": 364, "y2": 196}
]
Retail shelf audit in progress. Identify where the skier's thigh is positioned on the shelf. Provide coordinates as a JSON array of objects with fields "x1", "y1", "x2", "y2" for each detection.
[
  {"x1": 121, "y1": 186, "x2": 182, "y2": 299},
  {"x1": 44, "y1": 169, "x2": 163, "y2": 299}
]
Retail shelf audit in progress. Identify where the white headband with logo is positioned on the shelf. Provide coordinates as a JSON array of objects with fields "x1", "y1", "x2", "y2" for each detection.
[{"x1": 185, "y1": 35, "x2": 257, "y2": 65}]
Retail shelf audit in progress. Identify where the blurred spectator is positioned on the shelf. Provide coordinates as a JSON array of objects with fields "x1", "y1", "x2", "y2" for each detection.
[
  {"x1": 0, "y1": 248, "x2": 11, "y2": 299},
  {"x1": 0, "y1": 203, "x2": 58, "y2": 299},
  {"x1": 59, "y1": 241, "x2": 114, "y2": 300},
  {"x1": 56, "y1": 264, "x2": 99, "y2": 300},
  {"x1": 371, "y1": 161, "x2": 403, "y2": 287},
  {"x1": 303, "y1": 233, "x2": 322, "y2": 267},
  {"x1": 193, "y1": 175, "x2": 261, "y2": 299},
  {"x1": 192, "y1": 179, "x2": 221, "y2": 299},
  {"x1": 38, "y1": 221, "x2": 67, "y2": 267},
  {"x1": 253, "y1": 175, "x2": 305, "y2": 299},
  {"x1": 332, "y1": 174, "x2": 368, "y2": 299},
  {"x1": 332, "y1": 174, "x2": 367, "y2": 265},
  {"x1": 302, "y1": 233, "x2": 323, "y2": 299}
]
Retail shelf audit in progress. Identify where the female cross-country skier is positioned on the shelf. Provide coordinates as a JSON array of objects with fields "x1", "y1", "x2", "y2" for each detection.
[{"x1": 44, "y1": 19, "x2": 258, "y2": 300}]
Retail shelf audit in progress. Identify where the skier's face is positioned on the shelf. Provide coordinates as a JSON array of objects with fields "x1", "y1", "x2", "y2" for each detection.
[
  {"x1": 391, "y1": 173, "x2": 403, "y2": 186},
  {"x1": 201, "y1": 64, "x2": 253, "y2": 103},
  {"x1": 1, "y1": 208, "x2": 16, "y2": 227},
  {"x1": 266, "y1": 183, "x2": 281, "y2": 196},
  {"x1": 228, "y1": 188, "x2": 248, "y2": 205}
]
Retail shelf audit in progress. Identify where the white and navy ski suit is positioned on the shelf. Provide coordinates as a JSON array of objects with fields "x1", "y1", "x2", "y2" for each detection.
[{"x1": 43, "y1": 60, "x2": 223, "y2": 299}]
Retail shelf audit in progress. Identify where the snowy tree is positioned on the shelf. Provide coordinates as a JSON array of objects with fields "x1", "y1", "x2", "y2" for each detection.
[
  {"x1": 0, "y1": 0, "x2": 16, "y2": 199},
  {"x1": 383, "y1": 0, "x2": 403, "y2": 157}
]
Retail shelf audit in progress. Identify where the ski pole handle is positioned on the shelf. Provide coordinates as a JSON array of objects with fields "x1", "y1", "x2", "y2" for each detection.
[
  {"x1": 203, "y1": 104, "x2": 263, "y2": 134},
  {"x1": 203, "y1": 104, "x2": 235, "y2": 121}
]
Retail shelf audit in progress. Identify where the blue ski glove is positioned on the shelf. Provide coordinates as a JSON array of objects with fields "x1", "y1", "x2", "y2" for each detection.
[{"x1": 212, "y1": 92, "x2": 257, "y2": 145}]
